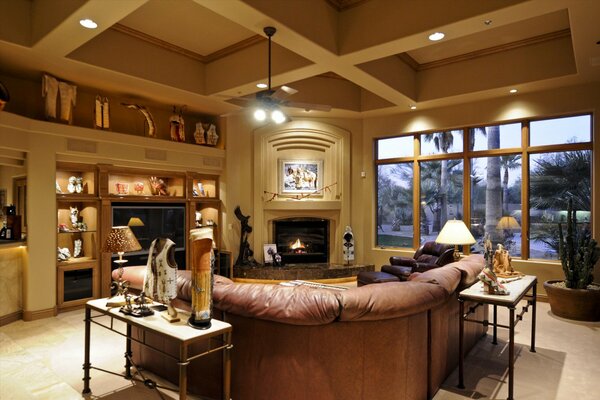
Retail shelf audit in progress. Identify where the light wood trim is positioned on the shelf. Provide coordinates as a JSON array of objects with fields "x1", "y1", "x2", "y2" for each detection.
[
  {"x1": 467, "y1": 147, "x2": 523, "y2": 157},
  {"x1": 418, "y1": 29, "x2": 571, "y2": 71},
  {"x1": 462, "y1": 129, "x2": 472, "y2": 255},
  {"x1": 23, "y1": 307, "x2": 57, "y2": 321},
  {"x1": 111, "y1": 23, "x2": 264, "y2": 64},
  {"x1": 0, "y1": 311, "x2": 22, "y2": 326},
  {"x1": 526, "y1": 142, "x2": 592, "y2": 154},
  {"x1": 521, "y1": 122, "x2": 530, "y2": 260},
  {"x1": 413, "y1": 135, "x2": 421, "y2": 249}
]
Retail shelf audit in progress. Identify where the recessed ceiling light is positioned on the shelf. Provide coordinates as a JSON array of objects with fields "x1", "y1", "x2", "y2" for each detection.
[
  {"x1": 428, "y1": 32, "x2": 445, "y2": 41},
  {"x1": 410, "y1": 105, "x2": 417, "y2": 110},
  {"x1": 256, "y1": 83, "x2": 268, "y2": 89},
  {"x1": 79, "y1": 18, "x2": 98, "y2": 29},
  {"x1": 509, "y1": 89, "x2": 518, "y2": 94},
  {"x1": 484, "y1": 19, "x2": 493, "y2": 26}
]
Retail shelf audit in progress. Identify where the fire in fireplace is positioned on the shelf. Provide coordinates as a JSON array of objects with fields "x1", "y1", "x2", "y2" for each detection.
[{"x1": 273, "y1": 218, "x2": 329, "y2": 264}]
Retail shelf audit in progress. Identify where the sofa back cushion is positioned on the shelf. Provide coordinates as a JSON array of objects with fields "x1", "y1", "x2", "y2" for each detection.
[
  {"x1": 338, "y1": 281, "x2": 448, "y2": 322},
  {"x1": 407, "y1": 266, "x2": 462, "y2": 295},
  {"x1": 213, "y1": 282, "x2": 341, "y2": 325}
]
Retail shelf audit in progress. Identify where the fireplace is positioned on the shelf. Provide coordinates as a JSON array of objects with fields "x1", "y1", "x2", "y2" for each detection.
[{"x1": 273, "y1": 218, "x2": 329, "y2": 264}]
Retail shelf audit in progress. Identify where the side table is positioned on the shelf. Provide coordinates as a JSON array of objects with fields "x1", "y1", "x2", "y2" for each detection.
[
  {"x1": 458, "y1": 275, "x2": 537, "y2": 400},
  {"x1": 82, "y1": 298, "x2": 233, "y2": 400}
]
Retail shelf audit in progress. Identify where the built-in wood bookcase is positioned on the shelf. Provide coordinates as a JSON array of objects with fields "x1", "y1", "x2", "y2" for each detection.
[
  {"x1": 55, "y1": 164, "x2": 222, "y2": 306},
  {"x1": 56, "y1": 162, "x2": 100, "y2": 311}
]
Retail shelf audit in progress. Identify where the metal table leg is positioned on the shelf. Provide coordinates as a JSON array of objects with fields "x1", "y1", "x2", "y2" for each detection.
[
  {"x1": 508, "y1": 306, "x2": 515, "y2": 400},
  {"x1": 82, "y1": 306, "x2": 91, "y2": 395},
  {"x1": 223, "y1": 331, "x2": 232, "y2": 400},
  {"x1": 125, "y1": 323, "x2": 132, "y2": 379},
  {"x1": 458, "y1": 299, "x2": 465, "y2": 389},
  {"x1": 531, "y1": 282, "x2": 537, "y2": 352},
  {"x1": 492, "y1": 304, "x2": 498, "y2": 345}
]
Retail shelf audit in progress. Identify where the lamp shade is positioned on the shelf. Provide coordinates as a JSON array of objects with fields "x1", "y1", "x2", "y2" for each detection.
[
  {"x1": 102, "y1": 226, "x2": 141, "y2": 253},
  {"x1": 435, "y1": 219, "x2": 476, "y2": 245},
  {"x1": 127, "y1": 217, "x2": 145, "y2": 227},
  {"x1": 496, "y1": 216, "x2": 520, "y2": 230}
]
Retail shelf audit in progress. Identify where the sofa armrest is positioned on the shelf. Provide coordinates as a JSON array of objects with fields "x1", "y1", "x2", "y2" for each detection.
[
  {"x1": 389, "y1": 256, "x2": 417, "y2": 268},
  {"x1": 381, "y1": 264, "x2": 413, "y2": 279},
  {"x1": 413, "y1": 262, "x2": 440, "y2": 273}
]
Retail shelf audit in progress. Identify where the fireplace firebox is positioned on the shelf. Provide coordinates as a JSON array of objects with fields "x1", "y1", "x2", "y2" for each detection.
[{"x1": 273, "y1": 218, "x2": 329, "y2": 264}]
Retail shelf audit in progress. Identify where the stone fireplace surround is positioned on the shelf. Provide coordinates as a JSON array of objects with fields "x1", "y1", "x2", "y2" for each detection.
[{"x1": 252, "y1": 121, "x2": 352, "y2": 266}]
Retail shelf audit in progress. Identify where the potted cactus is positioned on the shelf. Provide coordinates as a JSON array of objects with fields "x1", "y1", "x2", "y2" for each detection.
[{"x1": 543, "y1": 199, "x2": 600, "y2": 321}]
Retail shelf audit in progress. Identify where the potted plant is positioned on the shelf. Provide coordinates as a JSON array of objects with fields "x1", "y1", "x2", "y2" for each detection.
[{"x1": 543, "y1": 199, "x2": 600, "y2": 321}]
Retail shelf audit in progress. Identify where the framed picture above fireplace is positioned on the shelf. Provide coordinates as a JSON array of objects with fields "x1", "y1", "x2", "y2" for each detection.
[{"x1": 279, "y1": 159, "x2": 322, "y2": 195}]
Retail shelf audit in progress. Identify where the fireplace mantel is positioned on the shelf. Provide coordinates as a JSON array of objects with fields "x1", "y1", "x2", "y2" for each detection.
[
  {"x1": 263, "y1": 200, "x2": 341, "y2": 211},
  {"x1": 253, "y1": 121, "x2": 351, "y2": 264}
]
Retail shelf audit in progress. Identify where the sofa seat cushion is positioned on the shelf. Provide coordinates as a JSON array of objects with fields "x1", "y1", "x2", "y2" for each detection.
[{"x1": 357, "y1": 271, "x2": 400, "y2": 286}]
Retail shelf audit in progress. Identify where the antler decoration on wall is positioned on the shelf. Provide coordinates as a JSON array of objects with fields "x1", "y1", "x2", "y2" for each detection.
[{"x1": 264, "y1": 182, "x2": 338, "y2": 202}]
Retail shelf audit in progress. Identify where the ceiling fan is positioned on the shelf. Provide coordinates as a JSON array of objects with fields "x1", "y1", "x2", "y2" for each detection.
[{"x1": 231, "y1": 26, "x2": 332, "y2": 123}]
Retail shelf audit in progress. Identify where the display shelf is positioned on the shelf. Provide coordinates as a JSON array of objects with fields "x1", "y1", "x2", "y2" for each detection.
[
  {"x1": 106, "y1": 172, "x2": 185, "y2": 198},
  {"x1": 56, "y1": 162, "x2": 97, "y2": 195},
  {"x1": 189, "y1": 174, "x2": 219, "y2": 199},
  {"x1": 56, "y1": 162, "x2": 100, "y2": 312}
]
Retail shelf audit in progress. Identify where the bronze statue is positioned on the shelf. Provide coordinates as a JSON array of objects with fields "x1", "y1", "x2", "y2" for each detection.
[{"x1": 234, "y1": 206, "x2": 258, "y2": 266}]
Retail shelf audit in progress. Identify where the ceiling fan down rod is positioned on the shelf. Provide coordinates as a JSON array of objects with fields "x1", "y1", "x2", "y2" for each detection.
[{"x1": 264, "y1": 26, "x2": 276, "y2": 92}]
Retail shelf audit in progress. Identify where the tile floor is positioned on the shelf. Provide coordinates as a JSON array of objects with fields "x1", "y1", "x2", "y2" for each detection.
[{"x1": 1, "y1": 301, "x2": 599, "y2": 399}]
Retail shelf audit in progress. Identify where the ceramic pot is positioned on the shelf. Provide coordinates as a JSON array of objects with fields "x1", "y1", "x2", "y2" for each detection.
[{"x1": 544, "y1": 280, "x2": 600, "y2": 321}]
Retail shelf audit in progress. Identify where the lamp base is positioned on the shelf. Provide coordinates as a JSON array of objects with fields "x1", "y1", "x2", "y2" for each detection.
[
  {"x1": 187, "y1": 316, "x2": 212, "y2": 330},
  {"x1": 453, "y1": 246, "x2": 461, "y2": 262}
]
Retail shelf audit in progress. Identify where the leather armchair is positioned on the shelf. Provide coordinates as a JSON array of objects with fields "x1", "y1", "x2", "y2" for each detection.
[{"x1": 381, "y1": 241, "x2": 454, "y2": 280}]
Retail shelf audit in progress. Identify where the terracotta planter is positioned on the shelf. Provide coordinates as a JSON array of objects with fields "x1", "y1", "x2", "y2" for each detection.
[{"x1": 544, "y1": 280, "x2": 600, "y2": 321}]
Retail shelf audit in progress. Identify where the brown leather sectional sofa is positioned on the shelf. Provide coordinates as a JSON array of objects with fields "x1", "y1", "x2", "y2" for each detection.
[{"x1": 119, "y1": 254, "x2": 487, "y2": 400}]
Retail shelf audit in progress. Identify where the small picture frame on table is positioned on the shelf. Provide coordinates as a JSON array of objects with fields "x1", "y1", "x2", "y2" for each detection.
[{"x1": 263, "y1": 244, "x2": 277, "y2": 264}]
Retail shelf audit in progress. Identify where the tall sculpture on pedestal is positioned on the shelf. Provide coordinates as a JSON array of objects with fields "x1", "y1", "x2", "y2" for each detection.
[{"x1": 188, "y1": 227, "x2": 214, "y2": 329}]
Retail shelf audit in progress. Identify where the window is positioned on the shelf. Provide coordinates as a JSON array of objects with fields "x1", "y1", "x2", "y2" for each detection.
[
  {"x1": 470, "y1": 156, "x2": 522, "y2": 256},
  {"x1": 530, "y1": 115, "x2": 591, "y2": 147},
  {"x1": 421, "y1": 130, "x2": 463, "y2": 155},
  {"x1": 420, "y1": 159, "x2": 463, "y2": 244},
  {"x1": 469, "y1": 123, "x2": 521, "y2": 150},
  {"x1": 374, "y1": 114, "x2": 593, "y2": 261},
  {"x1": 377, "y1": 136, "x2": 413, "y2": 159},
  {"x1": 529, "y1": 150, "x2": 592, "y2": 259},
  {"x1": 377, "y1": 163, "x2": 413, "y2": 247}
]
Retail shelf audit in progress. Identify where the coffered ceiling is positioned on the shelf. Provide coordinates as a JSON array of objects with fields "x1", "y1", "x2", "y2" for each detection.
[{"x1": 0, "y1": 0, "x2": 598, "y2": 118}]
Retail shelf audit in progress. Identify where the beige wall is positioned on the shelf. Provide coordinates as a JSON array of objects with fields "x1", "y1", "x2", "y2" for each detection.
[{"x1": 360, "y1": 82, "x2": 600, "y2": 296}]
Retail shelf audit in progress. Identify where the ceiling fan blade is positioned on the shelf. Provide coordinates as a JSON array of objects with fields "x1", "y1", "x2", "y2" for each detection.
[
  {"x1": 271, "y1": 85, "x2": 298, "y2": 100},
  {"x1": 285, "y1": 101, "x2": 332, "y2": 112}
]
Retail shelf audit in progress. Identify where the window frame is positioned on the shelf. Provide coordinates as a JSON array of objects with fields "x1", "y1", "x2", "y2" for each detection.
[{"x1": 374, "y1": 113, "x2": 594, "y2": 261}]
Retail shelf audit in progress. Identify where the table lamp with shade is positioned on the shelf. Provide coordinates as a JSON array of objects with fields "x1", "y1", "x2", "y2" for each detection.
[
  {"x1": 496, "y1": 216, "x2": 520, "y2": 231},
  {"x1": 435, "y1": 219, "x2": 476, "y2": 262},
  {"x1": 103, "y1": 226, "x2": 141, "y2": 307},
  {"x1": 127, "y1": 217, "x2": 144, "y2": 227}
]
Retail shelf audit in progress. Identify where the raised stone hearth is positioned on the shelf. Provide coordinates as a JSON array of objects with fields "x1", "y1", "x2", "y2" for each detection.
[{"x1": 233, "y1": 263, "x2": 374, "y2": 282}]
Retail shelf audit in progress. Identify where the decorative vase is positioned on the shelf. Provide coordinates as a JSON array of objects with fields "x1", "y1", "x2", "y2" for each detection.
[
  {"x1": 544, "y1": 280, "x2": 600, "y2": 321},
  {"x1": 188, "y1": 227, "x2": 214, "y2": 329}
]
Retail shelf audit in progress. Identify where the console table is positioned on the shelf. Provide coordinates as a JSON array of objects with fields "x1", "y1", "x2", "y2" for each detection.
[
  {"x1": 82, "y1": 298, "x2": 233, "y2": 400},
  {"x1": 458, "y1": 275, "x2": 537, "y2": 400}
]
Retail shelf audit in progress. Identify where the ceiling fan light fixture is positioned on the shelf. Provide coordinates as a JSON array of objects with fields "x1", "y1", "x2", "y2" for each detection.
[
  {"x1": 253, "y1": 108, "x2": 267, "y2": 121},
  {"x1": 271, "y1": 109, "x2": 286, "y2": 124}
]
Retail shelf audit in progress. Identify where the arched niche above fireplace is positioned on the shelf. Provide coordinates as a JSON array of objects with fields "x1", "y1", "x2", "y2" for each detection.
[{"x1": 253, "y1": 120, "x2": 351, "y2": 264}]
